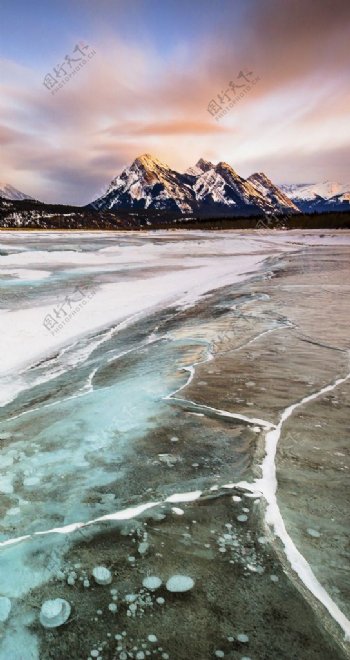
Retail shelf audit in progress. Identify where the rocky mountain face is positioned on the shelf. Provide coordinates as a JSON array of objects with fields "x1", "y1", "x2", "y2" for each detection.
[
  {"x1": 90, "y1": 154, "x2": 196, "y2": 214},
  {"x1": 248, "y1": 172, "x2": 300, "y2": 214},
  {"x1": 90, "y1": 154, "x2": 300, "y2": 216}
]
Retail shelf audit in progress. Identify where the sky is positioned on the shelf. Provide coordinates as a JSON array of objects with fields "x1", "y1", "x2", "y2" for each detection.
[{"x1": 0, "y1": 0, "x2": 349, "y2": 205}]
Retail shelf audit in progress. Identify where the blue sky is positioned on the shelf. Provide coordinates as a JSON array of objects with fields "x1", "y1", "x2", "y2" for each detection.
[
  {"x1": 0, "y1": 0, "x2": 245, "y2": 66},
  {"x1": 1, "y1": 0, "x2": 349, "y2": 204}
]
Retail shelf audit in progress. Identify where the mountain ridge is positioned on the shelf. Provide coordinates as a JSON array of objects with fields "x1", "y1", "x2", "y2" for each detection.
[
  {"x1": 90, "y1": 154, "x2": 300, "y2": 216},
  {"x1": 280, "y1": 181, "x2": 350, "y2": 212}
]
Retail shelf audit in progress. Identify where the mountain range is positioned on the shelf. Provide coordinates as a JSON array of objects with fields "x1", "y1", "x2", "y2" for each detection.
[
  {"x1": 1, "y1": 156, "x2": 349, "y2": 218},
  {"x1": 89, "y1": 155, "x2": 350, "y2": 216},
  {"x1": 280, "y1": 182, "x2": 350, "y2": 213},
  {"x1": 89, "y1": 154, "x2": 299, "y2": 217}
]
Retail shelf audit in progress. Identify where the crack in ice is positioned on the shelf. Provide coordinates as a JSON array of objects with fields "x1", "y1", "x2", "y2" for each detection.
[
  {"x1": 164, "y1": 323, "x2": 350, "y2": 641},
  {"x1": 1, "y1": 291, "x2": 349, "y2": 645},
  {"x1": 167, "y1": 396, "x2": 275, "y2": 430},
  {"x1": 235, "y1": 372, "x2": 350, "y2": 641}
]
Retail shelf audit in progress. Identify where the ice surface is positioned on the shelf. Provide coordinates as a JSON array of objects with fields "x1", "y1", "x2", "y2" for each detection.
[{"x1": 1, "y1": 230, "x2": 350, "y2": 658}]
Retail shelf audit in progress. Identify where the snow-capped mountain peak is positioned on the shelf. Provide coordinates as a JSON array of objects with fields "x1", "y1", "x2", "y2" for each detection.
[
  {"x1": 196, "y1": 158, "x2": 214, "y2": 171},
  {"x1": 134, "y1": 153, "x2": 160, "y2": 165},
  {"x1": 248, "y1": 172, "x2": 299, "y2": 213},
  {"x1": 186, "y1": 158, "x2": 215, "y2": 176},
  {"x1": 95, "y1": 153, "x2": 196, "y2": 213},
  {"x1": 215, "y1": 161, "x2": 240, "y2": 179},
  {"x1": 192, "y1": 161, "x2": 277, "y2": 214},
  {"x1": 0, "y1": 182, "x2": 33, "y2": 201},
  {"x1": 214, "y1": 162, "x2": 273, "y2": 211},
  {"x1": 132, "y1": 153, "x2": 169, "y2": 172},
  {"x1": 280, "y1": 180, "x2": 350, "y2": 201},
  {"x1": 280, "y1": 180, "x2": 350, "y2": 212}
]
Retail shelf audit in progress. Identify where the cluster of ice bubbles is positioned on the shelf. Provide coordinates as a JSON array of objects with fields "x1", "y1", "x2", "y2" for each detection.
[{"x1": 29, "y1": 565, "x2": 195, "y2": 659}]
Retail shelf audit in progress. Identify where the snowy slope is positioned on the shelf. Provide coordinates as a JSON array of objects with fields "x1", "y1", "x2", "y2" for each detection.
[
  {"x1": 248, "y1": 173, "x2": 299, "y2": 213},
  {"x1": 193, "y1": 161, "x2": 272, "y2": 214},
  {"x1": 0, "y1": 182, "x2": 33, "y2": 201},
  {"x1": 280, "y1": 181, "x2": 350, "y2": 201},
  {"x1": 185, "y1": 158, "x2": 215, "y2": 177},
  {"x1": 280, "y1": 181, "x2": 350, "y2": 212},
  {"x1": 91, "y1": 154, "x2": 196, "y2": 213}
]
